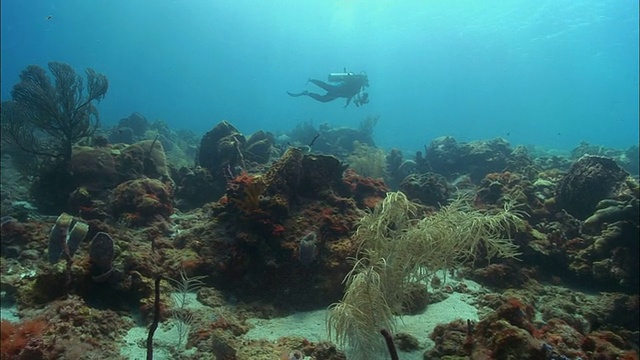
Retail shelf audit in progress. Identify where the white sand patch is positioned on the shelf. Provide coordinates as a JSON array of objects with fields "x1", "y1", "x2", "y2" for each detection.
[
  {"x1": 120, "y1": 293, "x2": 201, "y2": 360},
  {"x1": 244, "y1": 285, "x2": 481, "y2": 360}
]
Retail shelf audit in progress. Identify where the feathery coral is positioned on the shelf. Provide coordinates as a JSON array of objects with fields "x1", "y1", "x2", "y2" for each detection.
[{"x1": 327, "y1": 191, "x2": 525, "y2": 360}]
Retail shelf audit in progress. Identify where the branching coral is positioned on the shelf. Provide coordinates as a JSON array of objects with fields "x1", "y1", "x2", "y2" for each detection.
[{"x1": 327, "y1": 192, "x2": 525, "y2": 360}]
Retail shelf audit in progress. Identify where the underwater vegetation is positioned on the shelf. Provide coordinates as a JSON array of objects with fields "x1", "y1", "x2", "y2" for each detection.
[
  {"x1": 1, "y1": 62, "x2": 108, "y2": 162},
  {"x1": 1, "y1": 62, "x2": 109, "y2": 214},
  {"x1": 327, "y1": 192, "x2": 525, "y2": 360}
]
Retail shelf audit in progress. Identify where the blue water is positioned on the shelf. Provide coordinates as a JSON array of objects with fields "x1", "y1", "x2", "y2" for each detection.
[{"x1": 2, "y1": 0, "x2": 638, "y2": 153}]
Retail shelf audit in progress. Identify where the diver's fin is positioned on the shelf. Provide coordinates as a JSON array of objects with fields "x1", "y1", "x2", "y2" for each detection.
[{"x1": 287, "y1": 91, "x2": 309, "y2": 97}]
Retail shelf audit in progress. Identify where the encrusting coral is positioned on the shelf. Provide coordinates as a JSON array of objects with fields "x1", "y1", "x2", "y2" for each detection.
[{"x1": 327, "y1": 191, "x2": 525, "y2": 360}]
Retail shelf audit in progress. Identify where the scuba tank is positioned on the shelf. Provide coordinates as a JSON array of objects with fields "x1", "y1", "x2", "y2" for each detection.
[
  {"x1": 328, "y1": 68, "x2": 368, "y2": 83},
  {"x1": 328, "y1": 72, "x2": 354, "y2": 83}
]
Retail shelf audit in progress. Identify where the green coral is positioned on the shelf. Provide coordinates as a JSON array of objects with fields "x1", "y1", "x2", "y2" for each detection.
[{"x1": 327, "y1": 192, "x2": 525, "y2": 360}]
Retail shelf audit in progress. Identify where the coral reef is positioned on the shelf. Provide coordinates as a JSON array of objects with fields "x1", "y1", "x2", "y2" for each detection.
[
  {"x1": 0, "y1": 155, "x2": 31, "y2": 217},
  {"x1": 570, "y1": 201, "x2": 639, "y2": 290},
  {"x1": 171, "y1": 147, "x2": 373, "y2": 310},
  {"x1": 0, "y1": 217, "x2": 32, "y2": 258},
  {"x1": 427, "y1": 288, "x2": 639, "y2": 360},
  {"x1": 287, "y1": 118, "x2": 377, "y2": 156},
  {"x1": 1, "y1": 105, "x2": 638, "y2": 360},
  {"x1": 423, "y1": 136, "x2": 515, "y2": 182},
  {"x1": 109, "y1": 126, "x2": 135, "y2": 144},
  {"x1": 66, "y1": 139, "x2": 173, "y2": 217},
  {"x1": 196, "y1": 121, "x2": 275, "y2": 205},
  {"x1": 474, "y1": 171, "x2": 550, "y2": 223},
  {"x1": 571, "y1": 141, "x2": 639, "y2": 175}
]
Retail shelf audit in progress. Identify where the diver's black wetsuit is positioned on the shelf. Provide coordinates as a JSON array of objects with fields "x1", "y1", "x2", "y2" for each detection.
[{"x1": 288, "y1": 74, "x2": 368, "y2": 107}]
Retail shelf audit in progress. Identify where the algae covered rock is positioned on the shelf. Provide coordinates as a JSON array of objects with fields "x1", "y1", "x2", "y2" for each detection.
[
  {"x1": 174, "y1": 166, "x2": 219, "y2": 210},
  {"x1": 399, "y1": 172, "x2": 453, "y2": 207},
  {"x1": 110, "y1": 178, "x2": 173, "y2": 226},
  {"x1": 198, "y1": 120, "x2": 245, "y2": 173},
  {"x1": 583, "y1": 198, "x2": 639, "y2": 232},
  {"x1": 244, "y1": 130, "x2": 274, "y2": 164},
  {"x1": 68, "y1": 140, "x2": 171, "y2": 192},
  {"x1": 555, "y1": 155, "x2": 629, "y2": 220},
  {"x1": 69, "y1": 147, "x2": 120, "y2": 190},
  {"x1": 198, "y1": 120, "x2": 275, "y2": 173},
  {"x1": 424, "y1": 137, "x2": 516, "y2": 182},
  {"x1": 117, "y1": 112, "x2": 149, "y2": 138},
  {"x1": 116, "y1": 139, "x2": 172, "y2": 182}
]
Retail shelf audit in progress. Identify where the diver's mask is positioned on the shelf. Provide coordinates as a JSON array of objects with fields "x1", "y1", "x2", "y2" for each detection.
[{"x1": 355, "y1": 92, "x2": 369, "y2": 107}]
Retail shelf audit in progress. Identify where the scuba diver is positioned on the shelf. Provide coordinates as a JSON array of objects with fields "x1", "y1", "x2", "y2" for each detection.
[{"x1": 287, "y1": 69, "x2": 369, "y2": 108}]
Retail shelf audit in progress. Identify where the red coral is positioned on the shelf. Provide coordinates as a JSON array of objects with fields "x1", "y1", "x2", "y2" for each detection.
[
  {"x1": 231, "y1": 171, "x2": 254, "y2": 186},
  {"x1": 317, "y1": 207, "x2": 351, "y2": 235},
  {"x1": 343, "y1": 169, "x2": 389, "y2": 209},
  {"x1": 581, "y1": 331, "x2": 638, "y2": 359},
  {"x1": 1, "y1": 319, "x2": 48, "y2": 359},
  {"x1": 492, "y1": 298, "x2": 537, "y2": 335},
  {"x1": 271, "y1": 223, "x2": 286, "y2": 237}
]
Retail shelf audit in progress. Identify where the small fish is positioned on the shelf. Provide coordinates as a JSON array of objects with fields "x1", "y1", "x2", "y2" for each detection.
[{"x1": 45, "y1": 15, "x2": 53, "y2": 20}]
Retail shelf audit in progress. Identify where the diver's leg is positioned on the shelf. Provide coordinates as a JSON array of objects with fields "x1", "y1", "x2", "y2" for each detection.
[
  {"x1": 287, "y1": 90, "x2": 309, "y2": 97},
  {"x1": 309, "y1": 79, "x2": 337, "y2": 92},
  {"x1": 307, "y1": 93, "x2": 337, "y2": 103}
]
